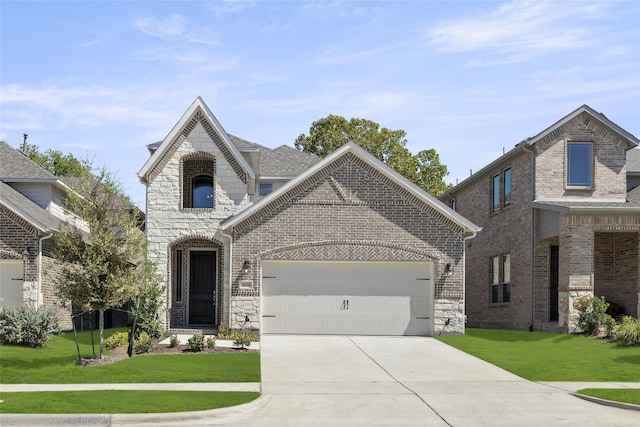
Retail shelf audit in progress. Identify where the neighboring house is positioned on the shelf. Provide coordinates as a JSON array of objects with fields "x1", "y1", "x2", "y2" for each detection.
[
  {"x1": 440, "y1": 105, "x2": 640, "y2": 333},
  {"x1": 139, "y1": 97, "x2": 479, "y2": 336},
  {"x1": 0, "y1": 142, "x2": 132, "y2": 330},
  {"x1": 0, "y1": 141, "x2": 72, "y2": 328}
]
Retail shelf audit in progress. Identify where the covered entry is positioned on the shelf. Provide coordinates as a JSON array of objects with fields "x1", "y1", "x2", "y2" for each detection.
[{"x1": 261, "y1": 260, "x2": 434, "y2": 336}]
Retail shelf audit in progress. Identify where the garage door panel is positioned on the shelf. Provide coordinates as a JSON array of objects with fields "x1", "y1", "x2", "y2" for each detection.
[
  {"x1": 262, "y1": 261, "x2": 433, "y2": 336},
  {"x1": 0, "y1": 261, "x2": 25, "y2": 308}
]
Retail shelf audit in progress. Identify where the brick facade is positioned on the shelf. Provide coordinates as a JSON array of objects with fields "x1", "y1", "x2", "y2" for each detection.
[
  {"x1": 441, "y1": 108, "x2": 640, "y2": 332},
  {"x1": 228, "y1": 152, "x2": 467, "y2": 334}
]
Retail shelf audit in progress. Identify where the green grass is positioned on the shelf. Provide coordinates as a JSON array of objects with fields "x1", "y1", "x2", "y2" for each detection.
[
  {"x1": 0, "y1": 328, "x2": 260, "y2": 384},
  {"x1": 0, "y1": 391, "x2": 260, "y2": 414},
  {"x1": 577, "y1": 389, "x2": 640, "y2": 406},
  {"x1": 437, "y1": 328, "x2": 640, "y2": 382}
]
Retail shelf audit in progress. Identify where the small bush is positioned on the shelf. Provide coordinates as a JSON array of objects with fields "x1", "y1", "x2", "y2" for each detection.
[
  {"x1": 104, "y1": 332, "x2": 129, "y2": 350},
  {"x1": 604, "y1": 314, "x2": 618, "y2": 339},
  {"x1": 168, "y1": 334, "x2": 180, "y2": 348},
  {"x1": 232, "y1": 332, "x2": 253, "y2": 349},
  {"x1": 217, "y1": 324, "x2": 230, "y2": 339},
  {"x1": 187, "y1": 333, "x2": 205, "y2": 352},
  {"x1": 134, "y1": 331, "x2": 153, "y2": 353},
  {"x1": 0, "y1": 306, "x2": 60, "y2": 347},
  {"x1": 575, "y1": 296, "x2": 609, "y2": 336},
  {"x1": 206, "y1": 336, "x2": 216, "y2": 349},
  {"x1": 614, "y1": 317, "x2": 640, "y2": 346}
]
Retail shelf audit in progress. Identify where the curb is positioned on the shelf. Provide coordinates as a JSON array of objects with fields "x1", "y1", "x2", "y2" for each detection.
[
  {"x1": 571, "y1": 392, "x2": 640, "y2": 412},
  {"x1": 0, "y1": 394, "x2": 270, "y2": 426}
]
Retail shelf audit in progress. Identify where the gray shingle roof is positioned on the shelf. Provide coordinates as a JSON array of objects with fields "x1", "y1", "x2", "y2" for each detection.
[
  {"x1": 0, "y1": 141, "x2": 57, "y2": 180},
  {"x1": 0, "y1": 181, "x2": 60, "y2": 232}
]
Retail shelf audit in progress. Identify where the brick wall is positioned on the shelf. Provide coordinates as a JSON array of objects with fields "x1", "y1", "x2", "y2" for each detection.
[
  {"x1": 230, "y1": 152, "x2": 466, "y2": 334},
  {"x1": 442, "y1": 149, "x2": 534, "y2": 330}
]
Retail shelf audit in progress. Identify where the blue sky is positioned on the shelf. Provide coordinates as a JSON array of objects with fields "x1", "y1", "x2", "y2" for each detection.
[{"x1": 1, "y1": 0, "x2": 639, "y2": 208}]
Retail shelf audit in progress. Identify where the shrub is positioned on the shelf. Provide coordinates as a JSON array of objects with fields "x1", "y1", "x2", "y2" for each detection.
[
  {"x1": 575, "y1": 296, "x2": 609, "y2": 336},
  {"x1": 232, "y1": 332, "x2": 253, "y2": 349},
  {"x1": 187, "y1": 333, "x2": 205, "y2": 352},
  {"x1": 168, "y1": 334, "x2": 180, "y2": 348},
  {"x1": 217, "y1": 324, "x2": 230, "y2": 339},
  {"x1": 0, "y1": 306, "x2": 60, "y2": 347},
  {"x1": 134, "y1": 331, "x2": 153, "y2": 353},
  {"x1": 131, "y1": 279, "x2": 165, "y2": 340},
  {"x1": 614, "y1": 317, "x2": 640, "y2": 346},
  {"x1": 104, "y1": 332, "x2": 129, "y2": 350},
  {"x1": 206, "y1": 337, "x2": 216, "y2": 349},
  {"x1": 603, "y1": 314, "x2": 618, "y2": 339}
]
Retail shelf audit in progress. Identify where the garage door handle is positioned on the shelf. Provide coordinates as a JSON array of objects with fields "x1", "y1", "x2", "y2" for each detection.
[
  {"x1": 263, "y1": 315, "x2": 276, "y2": 318},
  {"x1": 415, "y1": 316, "x2": 430, "y2": 319}
]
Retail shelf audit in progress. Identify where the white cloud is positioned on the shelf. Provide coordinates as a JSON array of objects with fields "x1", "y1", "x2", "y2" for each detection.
[
  {"x1": 426, "y1": 1, "x2": 601, "y2": 59},
  {"x1": 136, "y1": 13, "x2": 185, "y2": 39}
]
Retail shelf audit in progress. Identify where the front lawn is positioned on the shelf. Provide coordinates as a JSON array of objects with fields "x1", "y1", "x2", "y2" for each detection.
[
  {"x1": 577, "y1": 389, "x2": 640, "y2": 406},
  {"x1": 0, "y1": 328, "x2": 260, "y2": 384},
  {"x1": 437, "y1": 328, "x2": 640, "y2": 382},
  {"x1": 0, "y1": 391, "x2": 260, "y2": 414}
]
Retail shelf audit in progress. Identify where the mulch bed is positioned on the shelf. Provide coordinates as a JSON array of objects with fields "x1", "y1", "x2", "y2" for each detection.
[{"x1": 76, "y1": 339, "x2": 258, "y2": 366}]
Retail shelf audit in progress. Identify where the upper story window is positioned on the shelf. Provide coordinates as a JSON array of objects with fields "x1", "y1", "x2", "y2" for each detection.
[
  {"x1": 503, "y1": 168, "x2": 512, "y2": 206},
  {"x1": 182, "y1": 156, "x2": 215, "y2": 209},
  {"x1": 492, "y1": 174, "x2": 500, "y2": 212},
  {"x1": 259, "y1": 183, "x2": 273, "y2": 197},
  {"x1": 450, "y1": 198, "x2": 457, "y2": 211},
  {"x1": 567, "y1": 142, "x2": 593, "y2": 188},
  {"x1": 192, "y1": 175, "x2": 213, "y2": 208},
  {"x1": 491, "y1": 167, "x2": 512, "y2": 213}
]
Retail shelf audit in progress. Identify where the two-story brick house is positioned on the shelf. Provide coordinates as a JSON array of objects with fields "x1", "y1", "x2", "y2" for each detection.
[
  {"x1": 139, "y1": 97, "x2": 479, "y2": 336},
  {"x1": 441, "y1": 105, "x2": 640, "y2": 332}
]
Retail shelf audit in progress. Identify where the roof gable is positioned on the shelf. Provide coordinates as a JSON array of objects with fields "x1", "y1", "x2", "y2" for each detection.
[
  {"x1": 137, "y1": 97, "x2": 255, "y2": 184},
  {"x1": 222, "y1": 142, "x2": 479, "y2": 235},
  {"x1": 0, "y1": 181, "x2": 60, "y2": 232}
]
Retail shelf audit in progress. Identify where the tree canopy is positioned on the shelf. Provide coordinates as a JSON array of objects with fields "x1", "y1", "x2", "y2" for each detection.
[
  {"x1": 294, "y1": 115, "x2": 451, "y2": 196},
  {"x1": 22, "y1": 143, "x2": 92, "y2": 177}
]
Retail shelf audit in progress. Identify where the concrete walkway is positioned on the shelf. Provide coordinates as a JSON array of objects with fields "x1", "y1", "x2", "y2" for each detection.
[{"x1": 2, "y1": 335, "x2": 639, "y2": 426}]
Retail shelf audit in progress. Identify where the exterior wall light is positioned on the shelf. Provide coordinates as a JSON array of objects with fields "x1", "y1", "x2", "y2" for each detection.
[
  {"x1": 445, "y1": 263, "x2": 454, "y2": 276},
  {"x1": 242, "y1": 260, "x2": 251, "y2": 274},
  {"x1": 22, "y1": 247, "x2": 31, "y2": 262}
]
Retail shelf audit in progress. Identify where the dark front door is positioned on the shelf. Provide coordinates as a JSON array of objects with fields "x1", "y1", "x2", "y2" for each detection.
[
  {"x1": 189, "y1": 251, "x2": 216, "y2": 325},
  {"x1": 549, "y1": 245, "x2": 559, "y2": 322}
]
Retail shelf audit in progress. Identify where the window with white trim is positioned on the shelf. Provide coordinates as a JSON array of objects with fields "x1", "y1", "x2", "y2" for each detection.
[
  {"x1": 567, "y1": 142, "x2": 593, "y2": 188},
  {"x1": 259, "y1": 183, "x2": 273, "y2": 196}
]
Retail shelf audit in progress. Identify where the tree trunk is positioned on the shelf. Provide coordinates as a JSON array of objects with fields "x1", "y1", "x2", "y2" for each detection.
[{"x1": 99, "y1": 309, "x2": 104, "y2": 359}]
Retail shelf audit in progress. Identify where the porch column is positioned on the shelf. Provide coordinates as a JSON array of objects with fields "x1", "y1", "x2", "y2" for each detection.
[{"x1": 558, "y1": 217, "x2": 594, "y2": 331}]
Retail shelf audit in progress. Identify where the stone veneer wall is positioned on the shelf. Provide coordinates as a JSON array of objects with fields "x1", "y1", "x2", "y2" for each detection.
[
  {"x1": 145, "y1": 117, "x2": 251, "y2": 330},
  {"x1": 229, "y1": 153, "x2": 467, "y2": 335}
]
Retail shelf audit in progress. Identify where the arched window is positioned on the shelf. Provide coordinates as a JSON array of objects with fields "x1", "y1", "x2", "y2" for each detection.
[
  {"x1": 192, "y1": 175, "x2": 213, "y2": 208},
  {"x1": 182, "y1": 156, "x2": 215, "y2": 209}
]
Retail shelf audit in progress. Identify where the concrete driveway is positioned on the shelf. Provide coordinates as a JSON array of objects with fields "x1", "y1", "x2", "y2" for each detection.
[{"x1": 236, "y1": 335, "x2": 640, "y2": 427}]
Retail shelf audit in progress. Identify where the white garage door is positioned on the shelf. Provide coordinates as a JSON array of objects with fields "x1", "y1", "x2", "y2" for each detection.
[
  {"x1": 262, "y1": 260, "x2": 433, "y2": 336},
  {"x1": 0, "y1": 261, "x2": 25, "y2": 308}
]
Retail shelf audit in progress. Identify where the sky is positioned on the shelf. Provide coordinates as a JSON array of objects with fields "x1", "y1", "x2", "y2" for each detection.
[{"x1": 1, "y1": 0, "x2": 639, "y2": 209}]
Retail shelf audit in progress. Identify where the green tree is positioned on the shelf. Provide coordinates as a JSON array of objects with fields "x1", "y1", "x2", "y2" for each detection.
[
  {"x1": 295, "y1": 115, "x2": 451, "y2": 196},
  {"x1": 52, "y1": 169, "x2": 148, "y2": 358},
  {"x1": 21, "y1": 143, "x2": 92, "y2": 177}
]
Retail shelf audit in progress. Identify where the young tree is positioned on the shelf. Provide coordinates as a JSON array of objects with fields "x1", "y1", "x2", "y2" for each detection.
[
  {"x1": 295, "y1": 115, "x2": 451, "y2": 196},
  {"x1": 52, "y1": 169, "x2": 147, "y2": 358}
]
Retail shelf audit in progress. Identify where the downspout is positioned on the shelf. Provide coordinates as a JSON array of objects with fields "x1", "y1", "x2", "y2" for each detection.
[
  {"x1": 220, "y1": 229, "x2": 233, "y2": 329},
  {"x1": 37, "y1": 233, "x2": 53, "y2": 309},
  {"x1": 521, "y1": 143, "x2": 536, "y2": 331}
]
